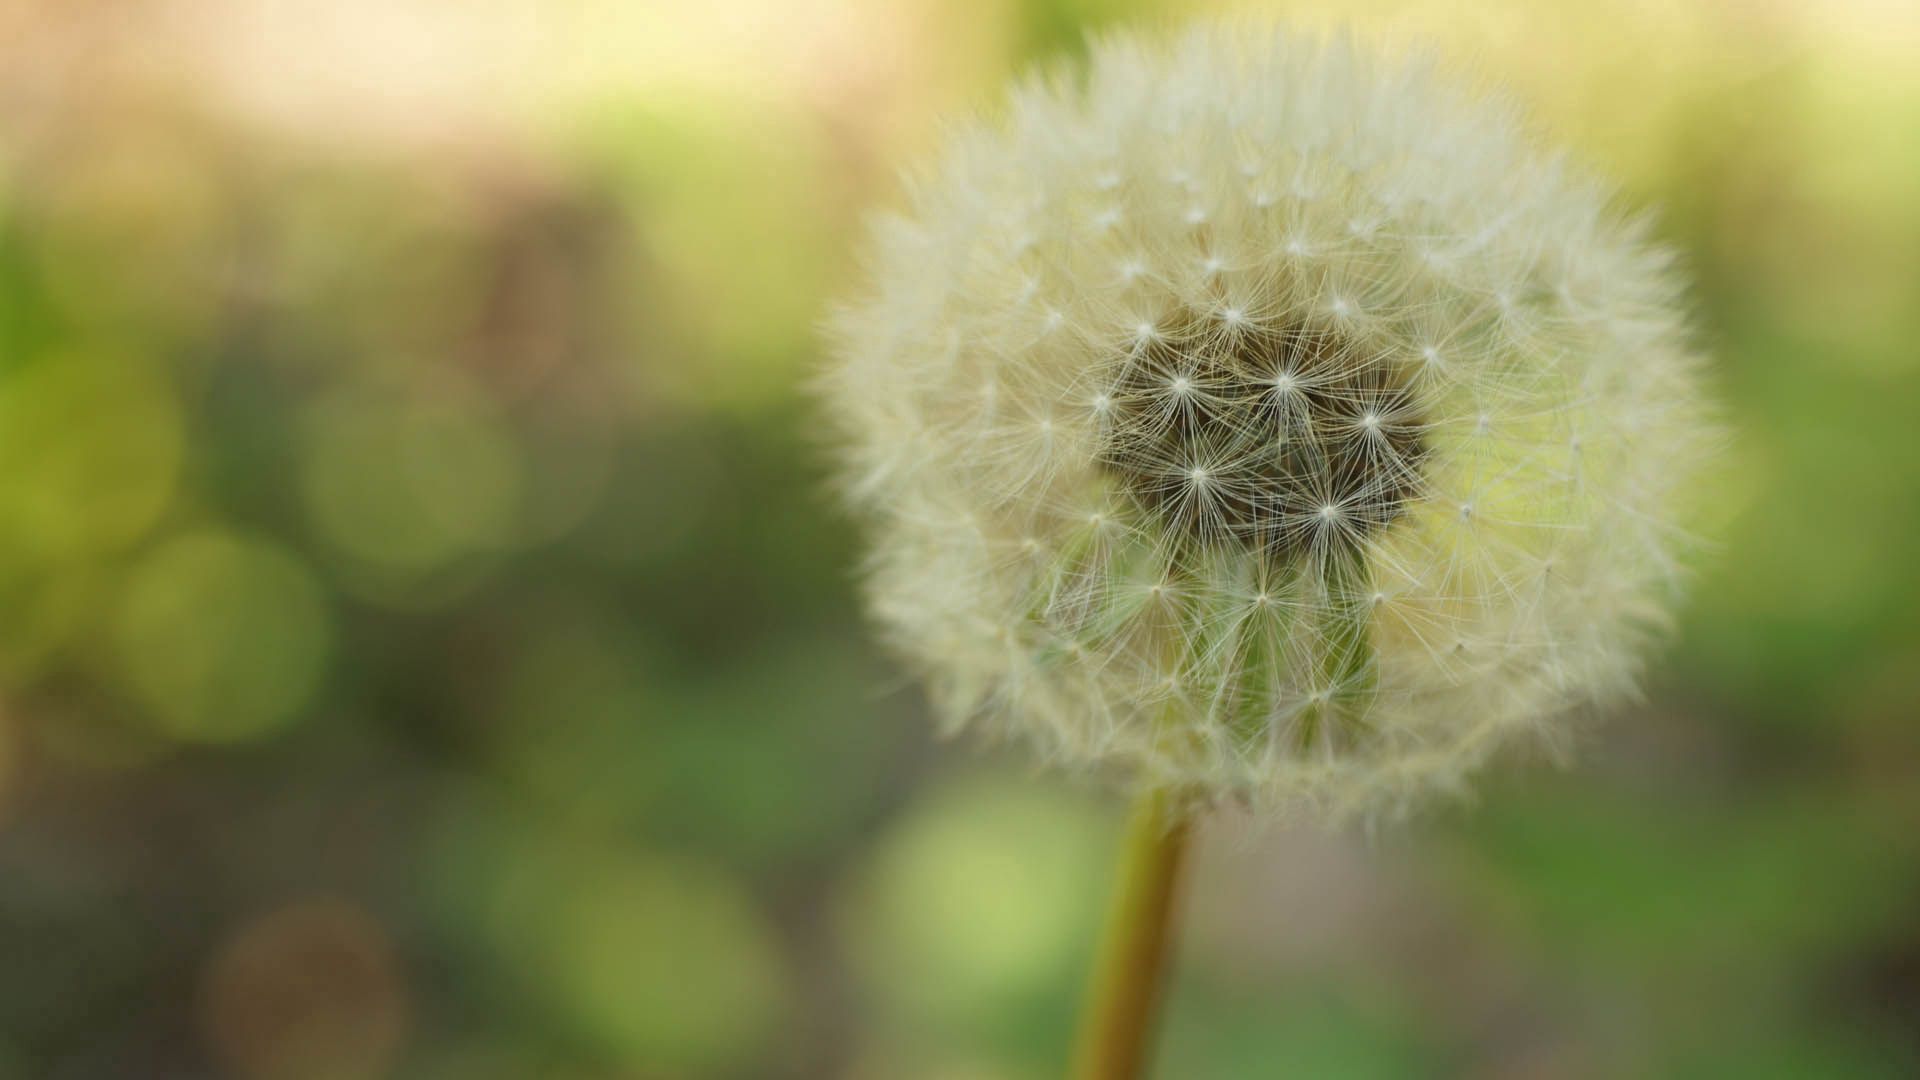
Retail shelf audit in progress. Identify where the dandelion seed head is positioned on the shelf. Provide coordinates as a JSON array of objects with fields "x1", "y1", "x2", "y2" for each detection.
[{"x1": 821, "y1": 24, "x2": 1716, "y2": 822}]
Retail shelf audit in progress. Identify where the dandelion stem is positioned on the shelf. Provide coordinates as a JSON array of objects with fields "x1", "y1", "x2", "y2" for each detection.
[{"x1": 1070, "y1": 786, "x2": 1194, "y2": 1080}]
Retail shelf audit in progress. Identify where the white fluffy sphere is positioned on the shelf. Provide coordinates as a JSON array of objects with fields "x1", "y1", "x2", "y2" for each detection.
[{"x1": 823, "y1": 25, "x2": 1714, "y2": 820}]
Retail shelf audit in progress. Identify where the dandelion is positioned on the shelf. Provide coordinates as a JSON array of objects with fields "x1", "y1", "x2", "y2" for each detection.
[{"x1": 822, "y1": 23, "x2": 1714, "y2": 1077}]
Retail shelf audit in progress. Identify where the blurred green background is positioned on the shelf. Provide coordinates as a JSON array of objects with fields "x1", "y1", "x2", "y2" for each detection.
[{"x1": 1, "y1": 2, "x2": 1917, "y2": 1077}]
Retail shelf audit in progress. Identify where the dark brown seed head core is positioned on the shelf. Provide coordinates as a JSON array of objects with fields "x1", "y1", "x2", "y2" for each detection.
[{"x1": 1095, "y1": 317, "x2": 1429, "y2": 560}]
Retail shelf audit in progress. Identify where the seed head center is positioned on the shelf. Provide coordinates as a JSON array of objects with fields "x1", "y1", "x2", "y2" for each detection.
[{"x1": 1096, "y1": 318, "x2": 1429, "y2": 559}]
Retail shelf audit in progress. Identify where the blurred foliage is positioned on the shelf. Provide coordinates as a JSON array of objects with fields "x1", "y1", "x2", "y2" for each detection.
[{"x1": 1, "y1": 1, "x2": 1918, "y2": 1077}]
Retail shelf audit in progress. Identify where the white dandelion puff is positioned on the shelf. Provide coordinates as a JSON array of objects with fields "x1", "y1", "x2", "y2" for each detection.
[{"x1": 821, "y1": 24, "x2": 1716, "y2": 822}]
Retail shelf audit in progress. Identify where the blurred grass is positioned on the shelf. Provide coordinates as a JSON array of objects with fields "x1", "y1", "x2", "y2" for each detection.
[{"x1": 1, "y1": 1, "x2": 1919, "y2": 1077}]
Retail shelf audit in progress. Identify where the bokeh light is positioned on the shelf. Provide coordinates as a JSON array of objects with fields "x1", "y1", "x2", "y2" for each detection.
[
  {"x1": 301, "y1": 380, "x2": 523, "y2": 604},
  {"x1": 846, "y1": 776, "x2": 1108, "y2": 1034},
  {"x1": 0, "y1": 352, "x2": 181, "y2": 562},
  {"x1": 199, "y1": 900, "x2": 409, "y2": 1080},
  {"x1": 114, "y1": 530, "x2": 331, "y2": 742},
  {"x1": 429, "y1": 796, "x2": 793, "y2": 1072}
]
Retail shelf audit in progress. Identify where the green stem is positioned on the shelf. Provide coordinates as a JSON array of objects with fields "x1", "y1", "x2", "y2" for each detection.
[{"x1": 1070, "y1": 786, "x2": 1195, "y2": 1080}]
